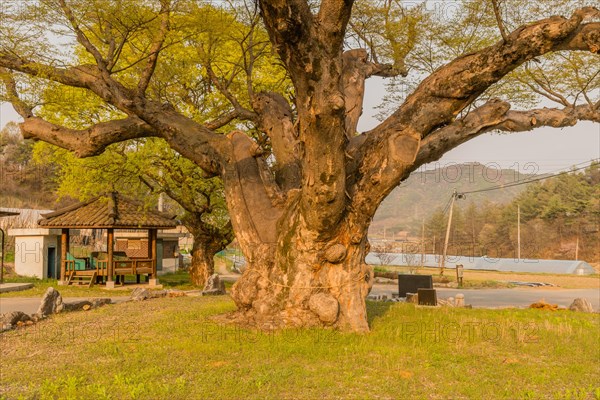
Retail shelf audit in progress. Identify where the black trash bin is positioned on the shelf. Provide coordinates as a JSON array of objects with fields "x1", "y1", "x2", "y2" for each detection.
[{"x1": 397, "y1": 274, "x2": 433, "y2": 297}]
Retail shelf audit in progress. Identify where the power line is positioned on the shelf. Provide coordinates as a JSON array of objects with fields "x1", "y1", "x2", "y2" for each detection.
[
  {"x1": 529, "y1": 159, "x2": 597, "y2": 177},
  {"x1": 434, "y1": 160, "x2": 597, "y2": 216},
  {"x1": 441, "y1": 195, "x2": 454, "y2": 214},
  {"x1": 459, "y1": 162, "x2": 597, "y2": 195}
]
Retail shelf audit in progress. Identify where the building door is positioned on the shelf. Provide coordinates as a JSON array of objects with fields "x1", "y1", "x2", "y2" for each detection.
[
  {"x1": 157, "y1": 239, "x2": 163, "y2": 272},
  {"x1": 47, "y1": 247, "x2": 56, "y2": 279}
]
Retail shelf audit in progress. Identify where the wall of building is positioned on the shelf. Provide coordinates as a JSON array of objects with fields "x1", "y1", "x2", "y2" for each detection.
[
  {"x1": 10, "y1": 229, "x2": 61, "y2": 279},
  {"x1": 159, "y1": 258, "x2": 178, "y2": 275}
]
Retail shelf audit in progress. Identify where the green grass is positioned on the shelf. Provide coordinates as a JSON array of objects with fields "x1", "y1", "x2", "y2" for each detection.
[
  {"x1": 156, "y1": 270, "x2": 196, "y2": 290},
  {"x1": 1, "y1": 251, "x2": 15, "y2": 263},
  {"x1": 461, "y1": 279, "x2": 515, "y2": 289},
  {"x1": 0, "y1": 271, "x2": 201, "y2": 298},
  {"x1": 1, "y1": 297, "x2": 598, "y2": 399}
]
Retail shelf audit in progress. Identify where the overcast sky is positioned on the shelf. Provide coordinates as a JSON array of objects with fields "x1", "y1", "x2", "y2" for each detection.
[
  {"x1": 1, "y1": 76, "x2": 598, "y2": 174},
  {"x1": 357, "y1": 77, "x2": 600, "y2": 174}
]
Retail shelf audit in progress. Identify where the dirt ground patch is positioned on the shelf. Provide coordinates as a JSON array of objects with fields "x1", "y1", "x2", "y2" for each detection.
[
  {"x1": 383, "y1": 266, "x2": 599, "y2": 289},
  {"x1": 461, "y1": 270, "x2": 600, "y2": 289}
]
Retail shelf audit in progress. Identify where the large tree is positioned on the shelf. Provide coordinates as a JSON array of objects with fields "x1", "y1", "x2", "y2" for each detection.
[{"x1": 1, "y1": 0, "x2": 598, "y2": 331}]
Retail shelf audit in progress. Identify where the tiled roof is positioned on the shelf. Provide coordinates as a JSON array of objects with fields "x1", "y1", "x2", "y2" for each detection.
[
  {"x1": 38, "y1": 192, "x2": 177, "y2": 229},
  {"x1": 0, "y1": 210, "x2": 20, "y2": 218}
]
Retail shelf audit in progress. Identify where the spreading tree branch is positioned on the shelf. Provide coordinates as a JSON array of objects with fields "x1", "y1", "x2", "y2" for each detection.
[
  {"x1": 0, "y1": 53, "x2": 94, "y2": 89},
  {"x1": 491, "y1": 0, "x2": 509, "y2": 43},
  {"x1": 414, "y1": 101, "x2": 600, "y2": 170},
  {"x1": 252, "y1": 91, "x2": 301, "y2": 190},
  {"x1": 58, "y1": 0, "x2": 109, "y2": 71},
  {"x1": 19, "y1": 117, "x2": 157, "y2": 157},
  {"x1": 342, "y1": 48, "x2": 408, "y2": 137},
  {"x1": 0, "y1": 68, "x2": 33, "y2": 118},
  {"x1": 348, "y1": 7, "x2": 600, "y2": 228},
  {"x1": 204, "y1": 60, "x2": 258, "y2": 123},
  {"x1": 137, "y1": 0, "x2": 171, "y2": 94},
  {"x1": 317, "y1": 0, "x2": 354, "y2": 50},
  {"x1": 258, "y1": 0, "x2": 314, "y2": 72}
]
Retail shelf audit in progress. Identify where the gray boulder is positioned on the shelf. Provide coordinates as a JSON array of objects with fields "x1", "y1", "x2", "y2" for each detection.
[
  {"x1": 569, "y1": 298, "x2": 594, "y2": 313},
  {"x1": 63, "y1": 300, "x2": 93, "y2": 312},
  {"x1": 1, "y1": 311, "x2": 31, "y2": 325},
  {"x1": 130, "y1": 287, "x2": 151, "y2": 301},
  {"x1": 130, "y1": 288, "x2": 167, "y2": 301},
  {"x1": 202, "y1": 274, "x2": 226, "y2": 296},
  {"x1": 454, "y1": 293, "x2": 465, "y2": 307},
  {"x1": 92, "y1": 298, "x2": 112, "y2": 307},
  {"x1": 36, "y1": 287, "x2": 64, "y2": 317}
]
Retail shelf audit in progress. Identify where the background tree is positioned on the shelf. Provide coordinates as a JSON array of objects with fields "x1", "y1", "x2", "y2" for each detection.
[
  {"x1": 34, "y1": 137, "x2": 234, "y2": 286},
  {"x1": 0, "y1": 121, "x2": 57, "y2": 208},
  {"x1": 371, "y1": 241, "x2": 397, "y2": 266},
  {"x1": 427, "y1": 163, "x2": 600, "y2": 262},
  {"x1": 1, "y1": 0, "x2": 598, "y2": 331}
]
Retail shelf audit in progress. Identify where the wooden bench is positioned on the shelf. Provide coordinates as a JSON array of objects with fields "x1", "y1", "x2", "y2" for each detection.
[{"x1": 94, "y1": 251, "x2": 154, "y2": 284}]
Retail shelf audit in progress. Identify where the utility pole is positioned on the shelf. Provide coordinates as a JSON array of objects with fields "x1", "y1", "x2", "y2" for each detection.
[
  {"x1": 575, "y1": 219, "x2": 581, "y2": 261},
  {"x1": 158, "y1": 193, "x2": 165, "y2": 212},
  {"x1": 421, "y1": 218, "x2": 425, "y2": 270},
  {"x1": 158, "y1": 169, "x2": 165, "y2": 212},
  {"x1": 517, "y1": 204, "x2": 521, "y2": 261},
  {"x1": 0, "y1": 228, "x2": 5, "y2": 284},
  {"x1": 440, "y1": 190, "x2": 457, "y2": 276}
]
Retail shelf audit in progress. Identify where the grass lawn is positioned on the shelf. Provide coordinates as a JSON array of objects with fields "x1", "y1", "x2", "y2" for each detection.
[
  {"x1": 0, "y1": 271, "x2": 203, "y2": 298},
  {"x1": 1, "y1": 297, "x2": 599, "y2": 399}
]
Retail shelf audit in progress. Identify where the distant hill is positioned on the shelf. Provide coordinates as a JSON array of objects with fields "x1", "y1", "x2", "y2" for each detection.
[
  {"x1": 371, "y1": 163, "x2": 538, "y2": 236},
  {"x1": 1, "y1": 122, "x2": 60, "y2": 209}
]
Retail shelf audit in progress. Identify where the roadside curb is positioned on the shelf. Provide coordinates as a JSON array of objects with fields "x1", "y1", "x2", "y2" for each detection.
[{"x1": 0, "y1": 283, "x2": 34, "y2": 293}]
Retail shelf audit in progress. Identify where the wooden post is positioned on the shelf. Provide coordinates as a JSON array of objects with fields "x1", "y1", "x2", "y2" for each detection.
[
  {"x1": 517, "y1": 204, "x2": 521, "y2": 261},
  {"x1": 151, "y1": 229, "x2": 157, "y2": 277},
  {"x1": 455, "y1": 264, "x2": 464, "y2": 287},
  {"x1": 60, "y1": 228, "x2": 68, "y2": 284},
  {"x1": 420, "y1": 218, "x2": 425, "y2": 270},
  {"x1": 0, "y1": 228, "x2": 5, "y2": 284},
  {"x1": 149, "y1": 229, "x2": 159, "y2": 286},
  {"x1": 106, "y1": 228, "x2": 114, "y2": 288}
]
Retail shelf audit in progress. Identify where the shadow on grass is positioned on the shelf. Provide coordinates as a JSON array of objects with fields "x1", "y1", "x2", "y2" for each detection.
[
  {"x1": 159, "y1": 271, "x2": 192, "y2": 287},
  {"x1": 158, "y1": 271, "x2": 205, "y2": 290},
  {"x1": 366, "y1": 300, "x2": 394, "y2": 326}
]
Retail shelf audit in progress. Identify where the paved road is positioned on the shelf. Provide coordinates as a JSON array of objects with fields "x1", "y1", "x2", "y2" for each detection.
[
  {"x1": 1, "y1": 287, "x2": 598, "y2": 314},
  {"x1": 0, "y1": 297, "x2": 130, "y2": 315},
  {"x1": 371, "y1": 284, "x2": 600, "y2": 311}
]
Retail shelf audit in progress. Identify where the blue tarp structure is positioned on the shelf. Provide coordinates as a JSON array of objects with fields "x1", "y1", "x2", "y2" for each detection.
[
  {"x1": 365, "y1": 253, "x2": 596, "y2": 275},
  {"x1": 223, "y1": 252, "x2": 596, "y2": 275}
]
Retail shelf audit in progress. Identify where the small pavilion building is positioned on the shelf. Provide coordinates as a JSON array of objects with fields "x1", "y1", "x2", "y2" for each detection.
[{"x1": 37, "y1": 192, "x2": 177, "y2": 288}]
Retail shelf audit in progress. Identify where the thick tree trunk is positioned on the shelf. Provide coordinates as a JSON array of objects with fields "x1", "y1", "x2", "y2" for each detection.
[
  {"x1": 188, "y1": 240, "x2": 220, "y2": 287},
  {"x1": 182, "y1": 209, "x2": 233, "y2": 288},
  {"x1": 230, "y1": 216, "x2": 374, "y2": 332},
  {"x1": 220, "y1": 131, "x2": 374, "y2": 332}
]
